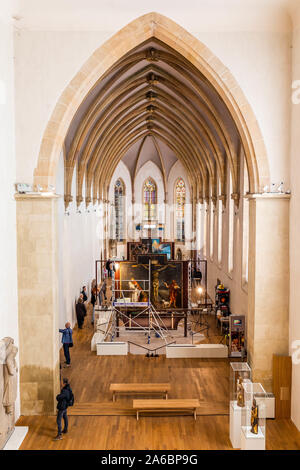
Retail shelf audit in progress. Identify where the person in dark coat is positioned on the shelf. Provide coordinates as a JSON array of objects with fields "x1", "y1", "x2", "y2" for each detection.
[
  {"x1": 53, "y1": 378, "x2": 73, "y2": 440},
  {"x1": 76, "y1": 297, "x2": 86, "y2": 329},
  {"x1": 91, "y1": 286, "x2": 98, "y2": 325}
]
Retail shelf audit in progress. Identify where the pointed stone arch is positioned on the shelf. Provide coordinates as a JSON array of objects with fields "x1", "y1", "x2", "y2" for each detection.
[{"x1": 34, "y1": 12, "x2": 269, "y2": 193}]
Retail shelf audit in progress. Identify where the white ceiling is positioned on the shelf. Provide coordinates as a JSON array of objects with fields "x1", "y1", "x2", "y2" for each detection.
[{"x1": 4, "y1": 0, "x2": 296, "y2": 32}]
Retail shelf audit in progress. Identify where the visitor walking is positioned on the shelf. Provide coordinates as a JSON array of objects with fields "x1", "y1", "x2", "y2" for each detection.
[
  {"x1": 59, "y1": 322, "x2": 73, "y2": 367},
  {"x1": 53, "y1": 378, "x2": 74, "y2": 440}
]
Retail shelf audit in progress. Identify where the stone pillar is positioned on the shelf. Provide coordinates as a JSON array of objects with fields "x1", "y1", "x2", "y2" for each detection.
[
  {"x1": 16, "y1": 193, "x2": 60, "y2": 415},
  {"x1": 103, "y1": 200, "x2": 109, "y2": 259},
  {"x1": 164, "y1": 193, "x2": 168, "y2": 241},
  {"x1": 195, "y1": 200, "x2": 201, "y2": 253},
  {"x1": 247, "y1": 193, "x2": 290, "y2": 389}
]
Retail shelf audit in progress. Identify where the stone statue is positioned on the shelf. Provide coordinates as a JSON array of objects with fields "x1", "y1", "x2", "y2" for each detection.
[
  {"x1": 236, "y1": 375, "x2": 245, "y2": 407},
  {"x1": 250, "y1": 398, "x2": 259, "y2": 434},
  {"x1": 2, "y1": 338, "x2": 18, "y2": 415},
  {"x1": 0, "y1": 337, "x2": 18, "y2": 449}
]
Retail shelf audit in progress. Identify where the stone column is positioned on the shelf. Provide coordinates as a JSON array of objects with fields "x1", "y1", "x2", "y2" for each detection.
[
  {"x1": 103, "y1": 199, "x2": 109, "y2": 259},
  {"x1": 131, "y1": 198, "x2": 137, "y2": 241},
  {"x1": 195, "y1": 200, "x2": 199, "y2": 253},
  {"x1": 15, "y1": 193, "x2": 60, "y2": 415},
  {"x1": 247, "y1": 193, "x2": 290, "y2": 388},
  {"x1": 164, "y1": 193, "x2": 168, "y2": 241}
]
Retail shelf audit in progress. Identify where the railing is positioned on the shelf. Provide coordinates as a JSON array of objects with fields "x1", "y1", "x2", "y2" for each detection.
[{"x1": 127, "y1": 340, "x2": 176, "y2": 356}]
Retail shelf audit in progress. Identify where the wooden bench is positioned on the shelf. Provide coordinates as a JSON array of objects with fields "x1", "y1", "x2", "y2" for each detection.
[
  {"x1": 110, "y1": 383, "x2": 171, "y2": 402},
  {"x1": 133, "y1": 399, "x2": 200, "y2": 420}
]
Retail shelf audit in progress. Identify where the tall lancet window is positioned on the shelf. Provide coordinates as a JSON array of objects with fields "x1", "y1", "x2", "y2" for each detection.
[
  {"x1": 143, "y1": 178, "x2": 157, "y2": 221},
  {"x1": 175, "y1": 178, "x2": 186, "y2": 241},
  {"x1": 114, "y1": 179, "x2": 125, "y2": 241}
]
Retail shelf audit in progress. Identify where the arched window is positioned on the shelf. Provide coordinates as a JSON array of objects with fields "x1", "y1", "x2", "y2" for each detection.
[
  {"x1": 114, "y1": 179, "x2": 125, "y2": 241},
  {"x1": 143, "y1": 178, "x2": 157, "y2": 221},
  {"x1": 175, "y1": 178, "x2": 186, "y2": 241}
]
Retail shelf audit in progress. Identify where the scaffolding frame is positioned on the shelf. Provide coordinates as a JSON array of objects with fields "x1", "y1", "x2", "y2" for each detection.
[
  {"x1": 94, "y1": 257, "x2": 212, "y2": 349},
  {"x1": 111, "y1": 260, "x2": 178, "y2": 345}
]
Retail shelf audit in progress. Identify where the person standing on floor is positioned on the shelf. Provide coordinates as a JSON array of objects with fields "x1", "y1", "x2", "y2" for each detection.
[
  {"x1": 91, "y1": 286, "x2": 98, "y2": 325},
  {"x1": 59, "y1": 322, "x2": 73, "y2": 367},
  {"x1": 75, "y1": 297, "x2": 86, "y2": 329},
  {"x1": 53, "y1": 378, "x2": 74, "y2": 441}
]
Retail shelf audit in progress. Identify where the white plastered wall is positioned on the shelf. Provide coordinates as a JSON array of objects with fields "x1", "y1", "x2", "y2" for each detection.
[
  {"x1": 205, "y1": 156, "x2": 248, "y2": 318},
  {"x1": 0, "y1": 9, "x2": 20, "y2": 420},
  {"x1": 56, "y1": 152, "x2": 101, "y2": 329}
]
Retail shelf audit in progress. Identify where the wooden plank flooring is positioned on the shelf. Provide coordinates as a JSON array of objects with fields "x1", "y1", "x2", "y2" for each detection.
[{"x1": 17, "y1": 304, "x2": 300, "y2": 450}]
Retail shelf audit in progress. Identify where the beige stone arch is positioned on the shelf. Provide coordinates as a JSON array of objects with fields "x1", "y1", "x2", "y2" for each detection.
[{"x1": 35, "y1": 12, "x2": 269, "y2": 193}]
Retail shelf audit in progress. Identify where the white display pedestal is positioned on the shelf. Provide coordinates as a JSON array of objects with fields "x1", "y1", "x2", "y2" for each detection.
[
  {"x1": 3, "y1": 426, "x2": 28, "y2": 450},
  {"x1": 241, "y1": 426, "x2": 265, "y2": 450},
  {"x1": 96, "y1": 341, "x2": 128, "y2": 355},
  {"x1": 166, "y1": 344, "x2": 228, "y2": 358},
  {"x1": 230, "y1": 400, "x2": 242, "y2": 448},
  {"x1": 91, "y1": 332, "x2": 105, "y2": 351}
]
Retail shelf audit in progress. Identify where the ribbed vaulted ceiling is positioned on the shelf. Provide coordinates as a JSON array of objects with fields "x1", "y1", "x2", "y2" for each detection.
[{"x1": 64, "y1": 38, "x2": 242, "y2": 208}]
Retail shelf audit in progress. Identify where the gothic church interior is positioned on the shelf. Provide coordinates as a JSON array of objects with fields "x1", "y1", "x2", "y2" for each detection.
[{"x1": 1, "y1": 0, "x2": 300, "y2": 451}]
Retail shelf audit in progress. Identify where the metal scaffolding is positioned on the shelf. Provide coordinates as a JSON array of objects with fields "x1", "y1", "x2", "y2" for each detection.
[{"x1": 111, "y1": 260, "x2": 175, "y2": 345}]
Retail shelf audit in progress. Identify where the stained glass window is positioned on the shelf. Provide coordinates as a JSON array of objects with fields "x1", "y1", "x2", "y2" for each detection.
[
  {"x1": 114, "y1": 179, "x2": 125, "y2": 241},
  {"x1": 143, "y1": 178, "x2": 157, "y2": 221},
  {"x1": 175, "y1": 178, "x2": 185, "y2": 241}
]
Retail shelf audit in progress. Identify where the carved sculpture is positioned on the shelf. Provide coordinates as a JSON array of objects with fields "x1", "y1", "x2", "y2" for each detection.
[
  {"x1": 250, "y1": 398, "x2": 259, "y2": 434},
  {"x1": 236, "y1": 375, "x2": 245, "y2": 407},
  {"x1": 0, "y1": 337, "x2": 18, "y2": 449},
  {"x1": 3, "y1": 339, "x2": 18, "y2": 414}
]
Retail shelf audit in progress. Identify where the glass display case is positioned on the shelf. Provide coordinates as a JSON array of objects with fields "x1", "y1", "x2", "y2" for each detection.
[
  {"x1": 241, "y1": 382, "x2": 267, "y2": 450},
  {"x1": 229, "y1": 315, "x2": 245, "y2": 357},
  {"x1": 230, "y1": 362, "x2": 251, "y2": 405}
]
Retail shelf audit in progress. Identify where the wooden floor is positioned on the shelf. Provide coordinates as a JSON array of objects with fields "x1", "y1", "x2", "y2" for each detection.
[{"x1": 17, "y1": 305, "x2": 300, "y2": 450}]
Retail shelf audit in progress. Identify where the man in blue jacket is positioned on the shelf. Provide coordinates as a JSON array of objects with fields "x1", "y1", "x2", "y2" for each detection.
[
  {"x1": 59, "y1": 322, "x2": 73, "y2": 367},
  {"x1": 54, "y1": 378, "x2": 74, "y2": 440}
]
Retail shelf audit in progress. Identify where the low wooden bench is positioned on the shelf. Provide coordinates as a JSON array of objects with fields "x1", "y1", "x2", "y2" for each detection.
[
  {"x1": 110, "y1": 383, "x2": 171, "y2": 402},
  {"x1": 133, "y1": 399, "x2": 200, "y2": 420}
]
